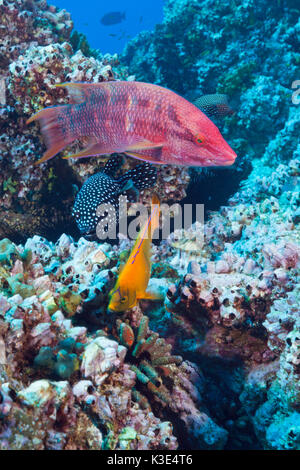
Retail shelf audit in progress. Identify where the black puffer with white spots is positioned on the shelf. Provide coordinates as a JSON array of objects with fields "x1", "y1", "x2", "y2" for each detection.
[{"x1": 72, "y1": 155, "x2": 157, "y2": 239}]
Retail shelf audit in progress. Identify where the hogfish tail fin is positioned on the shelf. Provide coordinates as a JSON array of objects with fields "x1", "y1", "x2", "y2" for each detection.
[{"x1": 27, "y1": 105, "x2": 74, "y2": 164}]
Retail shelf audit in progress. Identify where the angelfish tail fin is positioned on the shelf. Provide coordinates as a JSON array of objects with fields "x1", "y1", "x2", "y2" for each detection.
[
  {"x1": 27, "y1": 105, "x2": 74, "y2": 164},
  {"x1": 150, "y1": 193, "x2": 160, "y2": 240}
]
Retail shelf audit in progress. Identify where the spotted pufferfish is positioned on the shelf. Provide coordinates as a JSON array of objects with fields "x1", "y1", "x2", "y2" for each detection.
[{"x1": 73, "y1": 154, "x2": 157, "y2": 240}]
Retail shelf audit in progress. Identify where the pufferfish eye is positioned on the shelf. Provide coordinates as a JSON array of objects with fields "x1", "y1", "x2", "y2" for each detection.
[{"x1": 194, "y1": 133, "x2": 205, "y2": 145}]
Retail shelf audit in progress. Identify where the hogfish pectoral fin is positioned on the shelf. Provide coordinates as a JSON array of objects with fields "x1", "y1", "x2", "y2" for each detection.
[
  {"x1": 125, "y1": 140, "x2": 165, "y2": 152},
  {"x1": 124, "y1": 141, "x2": 165, "y2": 163}
]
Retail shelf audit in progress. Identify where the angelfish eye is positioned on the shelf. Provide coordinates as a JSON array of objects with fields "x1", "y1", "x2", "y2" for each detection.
[
  {"x1": 195, "y1": 133, "x2": 205, "y2": 145},
  {"x1": 120, "y1": 296, "x2": 127, "y2": 303}
]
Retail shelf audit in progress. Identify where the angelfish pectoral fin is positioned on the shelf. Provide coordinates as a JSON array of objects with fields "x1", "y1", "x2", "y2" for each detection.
[{"x1": 138, "y1": 290, "x2": 164, "y2": 301}]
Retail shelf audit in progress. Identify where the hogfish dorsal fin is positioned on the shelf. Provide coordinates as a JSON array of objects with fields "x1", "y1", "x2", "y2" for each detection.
[
  {"x1": 55, "y1": 82, "x2": 106, "y2": 104},
  {"x1": 150, "y1": 193, "x2": 160, "y2": 239},
  {"x1": 129, "y1": 193, "x2": 160, "y2": 265}
]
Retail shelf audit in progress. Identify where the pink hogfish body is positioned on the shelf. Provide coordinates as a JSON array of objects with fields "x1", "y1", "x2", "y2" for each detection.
[{"x1": 27, "y1": 81, "x2": 237, "y2": 166}]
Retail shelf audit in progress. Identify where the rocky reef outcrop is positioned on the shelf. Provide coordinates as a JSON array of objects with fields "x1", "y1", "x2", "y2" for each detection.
[
  {"x1": 0, "y1": 232, "x2": 226, "y2": 450},
  {"x1": 0, "y1": 154, "x2": 299, "y2": 449}
]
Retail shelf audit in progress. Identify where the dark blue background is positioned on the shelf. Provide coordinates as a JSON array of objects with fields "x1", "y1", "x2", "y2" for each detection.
[{"x1": 53, "y1": 0, "x2": 164, "y2": 54}]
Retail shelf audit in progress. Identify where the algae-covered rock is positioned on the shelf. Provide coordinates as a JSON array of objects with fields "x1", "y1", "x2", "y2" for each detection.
[
  {"x1": 57, "y1": 287, "x2": 82, "y2": 317},
  {"x1": 0, "y1": 239, "x2": 18, "y2": 265}
]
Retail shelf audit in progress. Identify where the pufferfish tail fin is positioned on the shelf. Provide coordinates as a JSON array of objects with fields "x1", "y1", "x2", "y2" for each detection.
[
  {"x1": 117, "y1": 162, "x2": 157, "y2": 192},
  {"x1": 27, "y1": 106, "x2": 74, "y2": 164}
]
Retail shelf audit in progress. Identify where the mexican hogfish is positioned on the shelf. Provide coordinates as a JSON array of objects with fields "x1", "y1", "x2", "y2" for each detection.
[{"x1": 27, "y1": 81, "x2": 237, "y2": 167}]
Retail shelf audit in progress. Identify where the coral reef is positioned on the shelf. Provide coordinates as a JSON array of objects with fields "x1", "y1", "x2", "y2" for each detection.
[
  {"x1": 0, "y1": 235, "x2": 179, "y2": 449},
  {"x1": 1, "y1": 154, "x2": 298, "y2": 450},
  {"x1": 0, "y1": 232, "x2": 223, "y2": 450},
  {"x1": 0, "y1": 0, "x2": 299, "y2": 452},
  {"x1": 160, "y1": 157, "x2": 300, "y2": 449}
]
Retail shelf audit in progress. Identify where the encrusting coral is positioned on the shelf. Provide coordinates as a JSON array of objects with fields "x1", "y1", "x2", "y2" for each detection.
[{"x1": 116, "y1": 311, "x2": 183, "y2": 407}]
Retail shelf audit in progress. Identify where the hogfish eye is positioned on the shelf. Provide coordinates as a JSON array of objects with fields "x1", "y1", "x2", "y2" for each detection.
[{"x1": 194, "y1": 133, "x2": 206, "y2": 145}]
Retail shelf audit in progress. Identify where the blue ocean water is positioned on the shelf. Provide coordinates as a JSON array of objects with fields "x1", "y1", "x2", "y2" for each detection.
[{"x1": 53, "y1": 0, "x2": 164, "y2": 54}]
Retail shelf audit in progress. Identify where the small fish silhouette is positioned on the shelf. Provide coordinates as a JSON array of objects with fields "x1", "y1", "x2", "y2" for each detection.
[
  {"x1": 194, "y1": 94, "x2": 235, "y2": 119},
  {"x1": 100, "y1": 11, "x2": 126, "y2": 26}
]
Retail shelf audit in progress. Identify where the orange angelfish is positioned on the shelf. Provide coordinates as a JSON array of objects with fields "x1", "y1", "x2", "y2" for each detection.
[{"x1": 108, "y1": 194, "x2": 160, "y2": 313}]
